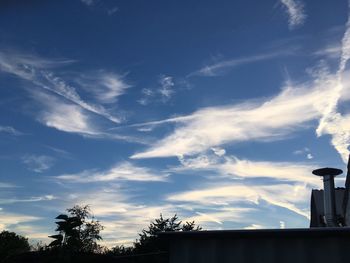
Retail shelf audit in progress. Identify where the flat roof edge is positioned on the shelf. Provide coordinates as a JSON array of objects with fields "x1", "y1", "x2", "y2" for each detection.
[{"x1": 158, "y1": 227, "x2": 350, "y2": 239}]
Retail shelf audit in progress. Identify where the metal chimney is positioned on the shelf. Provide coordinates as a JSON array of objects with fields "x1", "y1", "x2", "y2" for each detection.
[
  {"x1": 342, "y1": 155, "x2": 350, "y2": 226},
  {"x1": 312, "y1": 167, "x2": 343, "y2": 227}
]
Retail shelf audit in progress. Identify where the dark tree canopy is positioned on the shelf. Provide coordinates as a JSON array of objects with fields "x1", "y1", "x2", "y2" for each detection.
[
  {"x1": 133, "y1": 214, "x2": 202, "y2": 254},
  {"x1": 0, "y1": 230, "x2": 30, "y2": 260},
  {"x1": 49, "y1": 205, "x2": 104, "y2": 253}
]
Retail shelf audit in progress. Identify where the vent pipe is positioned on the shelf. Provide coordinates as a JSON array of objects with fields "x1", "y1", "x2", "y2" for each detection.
[
  {"x1": 312, "y1": 167, "x2": 343, "y2": 227},
  {"x1": 343, "y1": 155, "x2": 350, "y2": 225}
]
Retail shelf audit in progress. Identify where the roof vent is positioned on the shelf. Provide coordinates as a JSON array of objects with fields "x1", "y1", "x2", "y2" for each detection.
[{"x1": 312, "y1": 167, "x2": 342, "y2": 227}]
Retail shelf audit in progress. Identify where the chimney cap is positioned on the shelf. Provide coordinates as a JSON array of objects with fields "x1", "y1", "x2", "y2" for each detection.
[{"x1": 312, "y1": 167, "x2": 343, "y2": 177}]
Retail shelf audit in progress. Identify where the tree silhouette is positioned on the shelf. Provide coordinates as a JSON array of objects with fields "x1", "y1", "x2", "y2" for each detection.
[
  {"x1": 0, "y1": 230, "x2": 30, "y2": 260},
  {"x1": 49, "y1": 205, "x2": 103, "y2": 253},
  {"x1": 134, "y1": 214, "x2": 201, "y2": 254}
]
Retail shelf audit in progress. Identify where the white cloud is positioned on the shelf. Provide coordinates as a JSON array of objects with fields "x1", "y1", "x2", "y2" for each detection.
[
  {"x1": 38, "y1": 92, "x2": 98, "y2": 135},
  {"x1": 77, "y1": 72, "x2": 131, "y2": 104},
  {"x1": 0, "y1": 126, "x2": 22, "y2": 136},
  {"x1": 0, "y1": 50, "x2": 121, "y2": 123},
  {"x1": 108, "y1": 6, "x2": 119, "y2": 16},
  {"x1": 306, "y1": 153, "x2": 313, "y2": 159},
  {"x1": 293, "y1": 147, "x2": 314, "y2": 160},
  {"x1": 280, "y1": 220, "x2": 286, "y2": 229},
  {"x1": 174, "y1": 152, "x2": 321, "y2": 186},
  {"x1": 138, "y1": 75, "x2": 176, "y2": 105},
  {"x1": 178, "y1": 154, "x2": 218, "y2": 170},
  {"x1": 137, "y1": 88, "x2": 155, "y2": 106},
  {"x1": 21, "y1": 155, "x2": 55, "y2": 173},
  {"x1": 80, "y1": 0, "x2": 96, "y2": 6},
  {"x1": 166, "y1": 154, "x2": 318, "y2": 223},
  {"x1": 158, "y1": 75, "x2": 175, "y2": 101},
  {"x1": 190, "y1": 50, "x2": 292, "y2": 77},
  {"x1": 314, "y1": 44, "x2": 342, "y2": 59},
  {"x1": 217, "y1": 157, "x2": 320, "y2": 186},
  {"x1": 12, "y1": 224, "x2": 51, "y2": 242},
  {"x1": 168, "y1": 183, "x2": 311, "y2": 219},
  {"x1": 316, "y1": 9, "x2": 350, "y2": 163},
  {"x1": 131, "y1": 73, "x2": 341, "y2": 159},
  {"x1": 211, "y1": 147, "x2": 226, "y2": 157},
  {"x1": 56, "y1": 161, "x2": 168, "y2": 183},
  {"x1": 0, "y1": 182, "x2": 16, "y2": 188},
  {"x1": 280, "y1": 0, "x2": 306, "y2": 29},
  {"x1": 244, "y1": 224, "x2": 265, "y2": 230},
  {"x1": 35, "y1": 92, "x2": 147, "y2": 143},
  {"x1": 0, "y1": 195, "x2": 56, "y2": 204},
  {"x1": 0, "y1": 211, "x2": 40, "y2": 230},
  {"x1": 183, "y1": 209, "x2": 253, "y2": 225},
  {"x1": 293, "y1": 147, "x2": 310, "y2": 155}
]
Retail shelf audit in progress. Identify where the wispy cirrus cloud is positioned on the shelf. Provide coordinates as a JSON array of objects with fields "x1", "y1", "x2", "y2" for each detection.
[
  {"x1": 189, "y1": 50, "x2": 293, "y2": 77},
  {"x1": 0, "y1": 182, "x2": 16, "y2": 188},
  {"x1": 182, "y1": 208, "x2": 254, "y2": 226},
  {"x1": 107, "y1": 6, "x2": 118, "y2": 16},
  {"x1": 131, "y1": 71, "x2": 343, "y2": 159},
  {"x1": 21, "y1": 154, "x2": 55, "y2": 173},
  {"x1": 36, "y1": 91, "x2": 99, "y2": 136},
  {"x1": 12, "y1": 224, "x2": 51, "y2": 242},
  {"x1": 316, "y1": 7, "x2": 350, "y2": 163},
  {"x1": 0, "y1": 195, "x2": 55, "y2": 205},
  {"x1": 168, "y1": 183, "x2": 311, "y2": 219},
  {"x1": 158, "y1": 75, "x2": 175, "y2": 102},
  {"x1": 293, "y1": 147, "x2": 314, "y2": 160},
  {"x1": 0, "y1": 50, "x2": 121, "y2": 123},
  {"x1": 56, "y1": 161, "x2": 168, "y2": 183},
  {"x1": 314, "y1": 43, "x2": 342, "y2": 59},
  {"x1": 80, "y1": 0, "x2": 96, "y2": 6},
  {"x1": 0, "y1": 126, "x2": 22, "y2": 136},
  {"x1": 132, "y1": 20, "x2": 350, "y2": 162},
  {"x1": 138, "y1": 75, "x2": 176, "y2": 105},
  {"x1": 0, "y1": 211, "x2": 40, "y2": 230},
  {"x1": 77, "y1": 71, "x2": 131, "y2": 104},
  {"x1": 176, "y1": 154, "x2": 320, "y2": 186},
  {"x1": 34, "y1": 91, "x2": 147, "y2": 143},
  {"x1": 280, "y1": 0, "x2": 306, "y2": 29}
]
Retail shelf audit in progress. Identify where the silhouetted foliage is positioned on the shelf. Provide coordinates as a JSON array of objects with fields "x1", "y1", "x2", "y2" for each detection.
[
  {"x1": 0, "y1": 230, "x2": 30, "y2": 261},
  {"x1": 106, "y1": 245, "x2": 134, "y2": 257},
  {"x1": 133, "y1": 214, "x2": 201, "y2": 254},
  {"x1": 181, "y1": 220, "x2": 202, "y2": 231},
  {"x1": 30, "y1": 241, "x2": 48, "y2": 252},
  {"x1": 49, "y1": 205, "x2": 104, "y2": 253}
]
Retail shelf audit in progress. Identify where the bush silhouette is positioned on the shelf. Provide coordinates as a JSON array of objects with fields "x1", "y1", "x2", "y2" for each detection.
[
  {"x1": 0, "y1": 230, "x2": 30, "y2": 261},
  {"x1": 49, "y1": 205, "x2": 104, "y2": 253}
]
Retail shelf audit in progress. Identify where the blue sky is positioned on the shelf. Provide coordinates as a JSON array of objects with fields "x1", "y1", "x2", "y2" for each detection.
[{"x1": 1, "y1": 0, "x2": 350, "y2": 246}]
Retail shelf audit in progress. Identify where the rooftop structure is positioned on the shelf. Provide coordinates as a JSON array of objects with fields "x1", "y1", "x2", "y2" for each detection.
[{"x1": 160, "y1": 155, "x2": 350, "y2": 263}]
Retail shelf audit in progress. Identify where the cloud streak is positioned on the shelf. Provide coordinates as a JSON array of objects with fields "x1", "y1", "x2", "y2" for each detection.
[
  {"x1": 190, "y1": 50, "x2": 293, "y2": 77},
  {"x1": 0, "y1": 211, "x2": 40, "y2": 230},
  {"x1": 0, "y1": 195, "x2": 55, "y2": 205},
  {"x1": 176, "y1": 154, "x2": 320, "y2": 186},
  {"x1": 168, "y1": 183, "x2": 311, "y2": 219},
  {"x1": 34, "y1": 91, "x2": 145, "y2": 143},
  {"x1": 316, "y1": 5, "x2": 350, "y2": 163},
  {"x1": 56, "y1": 161, "x2": 168, "y2": 183},
  {"x1": 0, "y1": 126, "x2": 22, "y2": 136},
  {"x1": 131, "y1": 73, "x2": 341, "y2": 159},
  {"x1": 77, "y1": 72, "x2": 131, "y2": 104},
  {"x1": 280, "y1": 0, "x2": 306, "y2": 29},
  {"x1": 21, "y1": 154, "x2": 55, "y2": 173},
  {"x1": 80, "y1": 0, "x2": 96, "y2": 6},
  {"x1": 0, "y1": 50, "x2": 121, "y2": 123}
]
